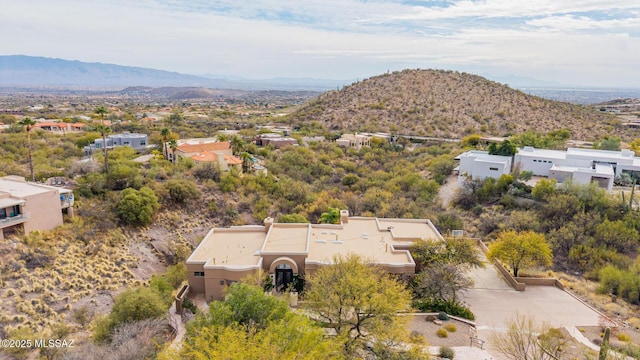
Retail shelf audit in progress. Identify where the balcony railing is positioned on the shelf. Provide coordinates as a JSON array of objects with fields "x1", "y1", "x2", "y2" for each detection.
[{"x1": 0, "y1": 214, "x2": 28, "y2": 228}]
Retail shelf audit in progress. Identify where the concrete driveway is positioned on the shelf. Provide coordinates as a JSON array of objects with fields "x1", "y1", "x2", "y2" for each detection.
[{"x1": 459, "y1": 258, "x2": 602, "y2": 358}]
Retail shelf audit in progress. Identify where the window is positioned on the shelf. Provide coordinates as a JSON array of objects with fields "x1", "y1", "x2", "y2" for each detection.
[
  {"x1": 141, "y1": 140, "x2": 146, "y2": 145},
  {"x1": 194, "y1": 271, "x2": 204, "y2": 277},
  {"x1": 489, "y1": 167, "x2": 499, "y2": 171}
]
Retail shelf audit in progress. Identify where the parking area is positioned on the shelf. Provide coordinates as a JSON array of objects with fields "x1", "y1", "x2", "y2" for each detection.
[{"x1": 460, "y1": 258, "x2": 602, "y2": 358}]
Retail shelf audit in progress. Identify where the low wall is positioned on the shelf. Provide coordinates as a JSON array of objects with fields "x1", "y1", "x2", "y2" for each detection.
[
  {"x1": 175, "y1": 284, "x2": 190, "y2": 315},
  {"x1": 473, "y1": 238, "x2": 525, "y2": 291},
  {"x1": 515, "y1": 277, "x2": 565, "y2": 290},
  {"x1": 496, "y1": 263, "x2": 526, "y2": 291}
]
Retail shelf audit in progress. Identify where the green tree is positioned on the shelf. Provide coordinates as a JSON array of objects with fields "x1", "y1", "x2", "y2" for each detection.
[
  {"x1": 597, "y1": 136, "x2": 621, "y2": 151},
  {"x1": 305, "y1": 254, "x2": 412, "y2": 354},
  {"x1": 94, "y1": 124, "x2": 112, "y2": 174},
  {"x1": 531, "y1": 178, "x2": 557, "y2": 201},
  {"x1": 179, "y1": 313, "x2": 343, "y2": 360},
  {"x1": 488, "y1": 140, "x2": 517, "y2": 156},
  {"x1": 318, "y1": 207, "x2": 341, "y2": 224},
  {"x1": 230, "y1": 135, "x2": 244, "y2": 156},
  {"x1": 115, "y1": 187, "x2": 159, "y2": 226},
  {"x1": 17, "y1": 116, "x2": 37, "y2": 181},
  {"x1": 240, "y1": 151, "x2": 252, "y2": 173},
  {"x1": 487, "y1": 230, "x2": 552, "y2": 277},
  {"x1": 428, "y1": 155, "x2": 456, "y2": 184},
  {"x1": 95, "y1": 105, "x2": 108, "y2": 124}
]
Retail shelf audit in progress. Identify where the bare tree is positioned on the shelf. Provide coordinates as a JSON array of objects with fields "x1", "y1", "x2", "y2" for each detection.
[{"x1": 491, "y1": 313, "x2": 566, "y2": 360}]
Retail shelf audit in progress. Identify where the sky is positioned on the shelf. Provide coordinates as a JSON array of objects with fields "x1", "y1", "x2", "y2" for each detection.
[{"x1": 2, "y1": 0, "x2": 640, "y2": 88}]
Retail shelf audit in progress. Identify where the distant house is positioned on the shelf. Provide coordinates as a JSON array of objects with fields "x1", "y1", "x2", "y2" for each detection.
[
  {"x1": 84, "y1": 132, "x2": 149, "y2": 155},
  {"x1": 336, "y1": 133, "x2": 371, "y2": 150},
  {"x1": 254, "y1": 134, "x2": 298, "y2": 149},
  {"x1": 455, "y1": 150, "x2": 513, "y2": 184},
  {"x1": 456, "y1": 146, "x2": 640, "y2": 192},
  {"x1": 0, "y1": 176, "x2": 73, "y2": 240},
  {"x1": 169, "y1": 139, "x2": 242, "y2": 171},
  {"x1": 35, "y1": 121, "x2": 86, "y2": 133},
  {"x1": 186, "y1": 210, "x2": 444, "y2": 301}
]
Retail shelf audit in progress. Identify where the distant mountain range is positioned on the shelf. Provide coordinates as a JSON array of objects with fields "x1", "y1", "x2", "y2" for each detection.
[
  {"x1": 0, "y1": 55, "x2": 348, "y2": 91},
  {"x1": 1, "y1": 55, "x2": 638, "y2": 103}
]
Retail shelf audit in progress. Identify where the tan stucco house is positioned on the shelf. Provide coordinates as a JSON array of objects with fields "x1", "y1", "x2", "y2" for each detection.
[
  {"x1": 0, "y1": 176, "x2": 74, "y2": 240},
  {"x1": 186, "y1": 210, "x2": 444, "y2": 301},
  {"x1": 168, "y1": 139, "x2": 241, "y2": 171}
]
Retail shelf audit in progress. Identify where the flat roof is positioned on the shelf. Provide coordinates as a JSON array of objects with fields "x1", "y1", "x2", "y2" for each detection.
[
  {"x1": 188, "y1": 227, "x2": 265, "y2": 268},
  {"x1": 378, "y1": 218, "x2": 442, "y2": 241},
  {"x1": 306, "y1": 218, "x2": 414, "y2": 266},
  {"x1": 262, "y1": 224, "x2": 309, "y2": 253},
  {"x1": 189, "y1": 215, "x2": 443, "y2": 270},
  {"x1": 0, "y1": 177, "x2": 57, "y2": 198},
  {"x1": 458, "y1": 150, "x2": 511, "y2": 162},
  {"x1": 0, "y1": 196, "x2": 25, "y2": 208},
  {"x1": 516, "y1": 147, "x2": 567, "y2": 160}
]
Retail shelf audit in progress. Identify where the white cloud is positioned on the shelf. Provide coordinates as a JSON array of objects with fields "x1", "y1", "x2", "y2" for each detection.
[{"x1": 1, "y1": 0, "x2": 639, "y2": 87}]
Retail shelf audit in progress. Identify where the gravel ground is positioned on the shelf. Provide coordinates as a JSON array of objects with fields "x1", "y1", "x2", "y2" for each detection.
[{"x1": 407, "y1": 315, "x2": 476, "y2": 348}]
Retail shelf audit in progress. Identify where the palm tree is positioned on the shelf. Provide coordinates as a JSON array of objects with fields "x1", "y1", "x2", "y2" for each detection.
[
  {"x1": 160, "y1": 127, "x2": 171, "y2": 159},
  {"x1": 94, "y1": 124, "x2": 111, "y2": 174},
  {"x1": 95, "y1": 106, "x2": 108, "y2": 125},
  {"x1": 240, "y1": 151, "x2": 252, "y2": 173},
  {"x1": 18, "y1": 117, "x2": 37, "y2": 181},
  {"x1": 230, "y1": 135, "x2": 244, "y2": 156},
  {"x1": 168, "y1": 139, "x2": 178, "y2": 164}
]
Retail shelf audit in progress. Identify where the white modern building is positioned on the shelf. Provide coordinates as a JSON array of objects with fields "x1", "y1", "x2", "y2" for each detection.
[
  {"x1": 455, "y1": 150, "x2": 513, "y2": 184},
  {"x1": 456, "y1": 146, "x2": 640, "y2": 191}
]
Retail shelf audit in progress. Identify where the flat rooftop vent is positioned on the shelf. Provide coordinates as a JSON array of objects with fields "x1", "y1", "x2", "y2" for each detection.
[
  {"x1": 321, "y1": 231, "x2": 328, "y2": 235},
  {"x1": 315, "y1": 239, "x2": 327, "y2": 243},
  {"x1": 333, "y1": 240, "x2": 343, "y2": 244}
]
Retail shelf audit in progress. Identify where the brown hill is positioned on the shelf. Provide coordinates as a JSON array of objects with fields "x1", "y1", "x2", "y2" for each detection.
[{"x1": 290, "y1": 69, "x2": 624, "y2": 141}]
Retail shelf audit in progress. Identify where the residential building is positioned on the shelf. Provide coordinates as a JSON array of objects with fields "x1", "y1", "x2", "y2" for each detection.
[
  {"x1": 455, "y1": 150, "x2": 513, "y2": 184},
  {"x1": 186, "y1": 210, "x2": 444, "y2": 301},
  {"x1": 35, "y1": 121, "x2": 86, "y2": 133},
  {"x1": 84, "y1": 132, "x2": 149, "y2": 155},
  {"x1": 254, "y1": 134, "x2": 298, "y2": 148},
  {"x1": 168, "y1": 139, "x2": 242, "y2": 171},
  {"x1": 456, "y1": 146, "x2": 640, "y2": 191},
  {"x1": 336, "y1": 133, "x2": 371, "y2": 150},
  {"x1": 0, "y1": 176, "x2": 74, "y2": 240}
]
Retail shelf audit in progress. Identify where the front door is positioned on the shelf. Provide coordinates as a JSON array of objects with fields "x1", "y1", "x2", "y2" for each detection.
[{"x1": 275, "y1": 266, "x2": 293, "y2": 292}]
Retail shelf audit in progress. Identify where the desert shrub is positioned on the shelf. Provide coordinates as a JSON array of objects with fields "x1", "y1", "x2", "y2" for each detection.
[
  {"x1": 413, "y1": 299, "x2": 475, "y2": 320},
  {"x1": 94, "y1": 287, "x2": 168, "y2": 343},
  {"x1": 115, "y1": 186, "x2": 159, "y2": 226},
  {"x1": 192, "y1": 163, "x2": 220, "y2": 181},
  {"x1": 436, "y1": 328, "x2": 449, "y2": 338},
  {"x1": 444, "y1": 323, "x2": 457, "y2": 332},
  {"x1": 439, "y1": 346, "x2": 455, "y2": 359},
  {"x1": 617, "y1": 332, "x2": 631, "y2": 342},
  {"x1": 164, "y1": 179, "x2": 200, "y2": 205},
  {"x1": 437, "y1": 312, "x2": 450, "y2": 321}
]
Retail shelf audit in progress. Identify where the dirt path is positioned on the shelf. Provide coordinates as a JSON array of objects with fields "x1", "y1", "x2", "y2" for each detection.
[{"x1": 437, "y1": 174, "x2": 459, "y2": 209}]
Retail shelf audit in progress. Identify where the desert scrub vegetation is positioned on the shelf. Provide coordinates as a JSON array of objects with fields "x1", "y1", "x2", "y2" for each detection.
[
  {"x1": 289, "y1": 69, "x2": 629, "y2": 141},
  {"x1": 0, "y1": 219, "x2": 141, "y2": 335}
]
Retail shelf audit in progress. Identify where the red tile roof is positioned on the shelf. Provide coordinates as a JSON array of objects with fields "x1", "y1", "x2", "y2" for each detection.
[{"x1": 178, "y1": 141, "x2": 231, "y2": 153}]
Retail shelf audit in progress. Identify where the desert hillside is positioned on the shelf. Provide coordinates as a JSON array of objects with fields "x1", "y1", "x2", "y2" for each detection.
[{"x1": 290, "y1": 69, "x2": 623, "y2": 141}]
